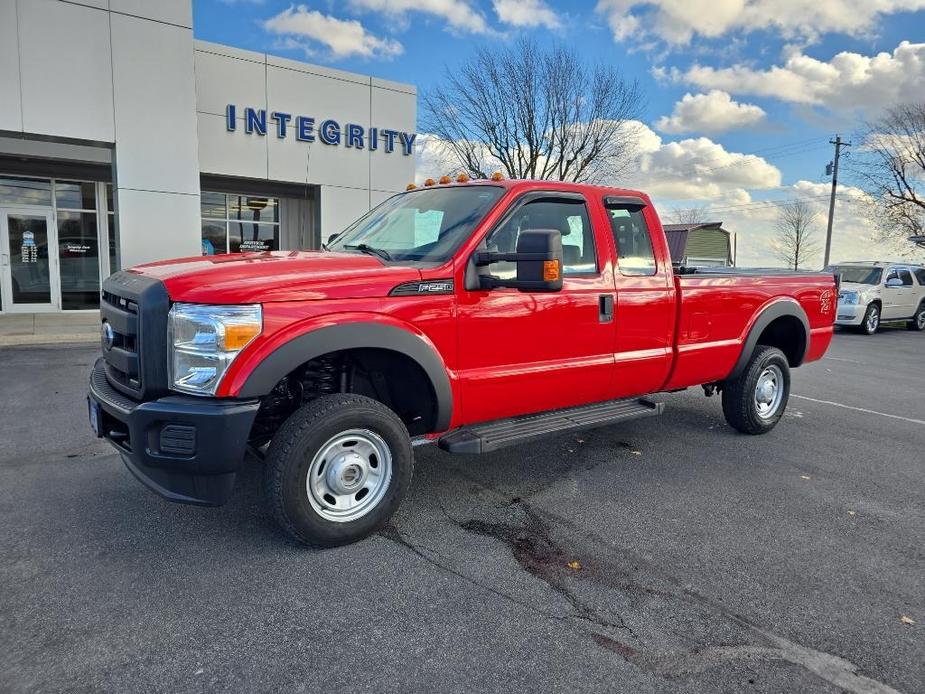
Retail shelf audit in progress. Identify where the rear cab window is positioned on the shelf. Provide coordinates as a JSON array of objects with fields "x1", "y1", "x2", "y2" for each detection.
[{"x1": 605, "y1": 201, "x2": 657, "y2": 276}]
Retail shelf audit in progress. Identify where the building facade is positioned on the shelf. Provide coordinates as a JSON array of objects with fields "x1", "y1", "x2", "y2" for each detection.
[
  {"x1": 0, "y1": 0, "x2": 416, "y2": 314},
  {"x1": 663, "y1": 222, "x2": 735, "y2": 267}
]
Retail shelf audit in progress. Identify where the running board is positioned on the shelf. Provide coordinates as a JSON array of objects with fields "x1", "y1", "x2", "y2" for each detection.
[{"x1": 438, "y1": 398, "x2": 664, "y2": 455}]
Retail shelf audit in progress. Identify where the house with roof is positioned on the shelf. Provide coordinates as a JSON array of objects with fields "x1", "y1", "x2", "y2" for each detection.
[{"x1": 663, "y1": 222, "x2": 735, "y2": 267}]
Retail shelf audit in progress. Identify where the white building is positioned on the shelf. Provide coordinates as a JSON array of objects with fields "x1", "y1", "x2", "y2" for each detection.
[{"x1": 0, "y1": 0, "x2": 416, "y2": 314}]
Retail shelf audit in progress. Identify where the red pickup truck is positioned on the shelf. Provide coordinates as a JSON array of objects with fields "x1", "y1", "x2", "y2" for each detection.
[{"x1": 88, "y1": 179, "x2": 835, "y2": 546}]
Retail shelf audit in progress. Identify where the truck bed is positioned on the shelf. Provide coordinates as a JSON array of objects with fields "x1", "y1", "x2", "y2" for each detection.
[{"x1": 664, "y1": 269, "x2": 835, "y2": 391}]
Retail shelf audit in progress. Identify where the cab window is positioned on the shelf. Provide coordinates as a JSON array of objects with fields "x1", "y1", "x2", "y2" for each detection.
[
  {"x1": 607, "y1": 205, "x2": 657, "y2": 276},
  {"x1": 487, "y1": 198, "x2": 597, "y2": 279}
]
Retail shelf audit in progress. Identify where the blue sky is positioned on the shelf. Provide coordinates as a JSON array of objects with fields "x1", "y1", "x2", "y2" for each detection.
[{"x1": 192, "y1": 0, "x2": 925, "y2": 263}]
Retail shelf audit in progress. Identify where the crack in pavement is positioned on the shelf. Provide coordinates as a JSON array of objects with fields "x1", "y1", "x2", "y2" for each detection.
[{"x1": 391, "y1": 460, "x2": 907, "y2": 693}]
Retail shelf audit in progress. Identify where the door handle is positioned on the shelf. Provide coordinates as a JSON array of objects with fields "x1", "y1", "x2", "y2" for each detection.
[{"x1": 599, "y1": 294, "x2": 614, "y2": 323}]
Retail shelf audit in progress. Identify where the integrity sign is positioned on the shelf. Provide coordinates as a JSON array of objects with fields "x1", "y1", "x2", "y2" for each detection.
[{"x1": 225, "y1": 105, "x2": 416, "y2": 156}]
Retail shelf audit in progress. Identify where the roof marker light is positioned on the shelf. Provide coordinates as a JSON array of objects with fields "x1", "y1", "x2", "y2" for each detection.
[
  {"x1": 439, "y1": 175, "x2": 452, "y2": 184},
  {"x1": 456, "y1": 173, "x2": 470, "y2": 183},
  {"x1": 490, "y1": 172, "x2": 504, "y2": 181},
  {"x1": 424, "y1": 178, "x2": 436, "y2": 187},
  {"x1": 406, "y1": 183, "x2": 417, "y2": 190}
]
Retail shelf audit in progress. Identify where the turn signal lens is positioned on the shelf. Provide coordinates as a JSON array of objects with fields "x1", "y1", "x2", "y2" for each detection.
[
  {"x1": 490, "y1": 171, "x2": 504, "y2": 181},
  {"x1": 424, "y1": 178, "x2": 436, "y2": 186},
  {"x1": 406, "y1": 183, "x2": 417, "y2": 190},
  {"x1": 439, "y1": 175, "x2": 452, "y2": 184},
  {"x1": 543, "y1": 260, "x2": 560, "y2": 282},
  {"x1": 456, "y1": 173, "x2": 470, "y2": 183},
  {"x1": 223, "y1": 322, "x2": 262, "y2": 350}
]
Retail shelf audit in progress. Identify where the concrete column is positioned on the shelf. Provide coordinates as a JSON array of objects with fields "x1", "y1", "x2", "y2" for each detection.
[{"x1": 109, "y1": 1, "x2": 201, "y2": 268}]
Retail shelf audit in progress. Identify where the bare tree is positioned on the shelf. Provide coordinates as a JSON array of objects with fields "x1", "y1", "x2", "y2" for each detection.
[
  {"x1": 853, "y1": 103, "x2": 925, "y2": 246},
  {"x1": 421, "y1": 38, "x2": 643, "y2": 183},
  {"x1": 669, "y1": 205, "x2": 709, "y2": 225},
  {"x1": 771, "y1": 200, "x2": 821, "y2": 269}
]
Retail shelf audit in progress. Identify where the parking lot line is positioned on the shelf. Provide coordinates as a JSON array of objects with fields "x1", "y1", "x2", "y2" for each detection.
[{"x1": 792, "y1": 395, "x2": 925, "y2": 426}]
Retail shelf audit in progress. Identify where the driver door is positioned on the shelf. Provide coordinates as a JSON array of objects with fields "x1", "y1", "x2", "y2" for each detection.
[{"x1": 456, "y1": 192, "x2": 616, "y2": 424}]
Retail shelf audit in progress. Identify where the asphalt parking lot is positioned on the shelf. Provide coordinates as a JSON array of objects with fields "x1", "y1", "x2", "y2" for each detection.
[{"x1": 1, "y1": 328, "x2": 923, "y2": 693}]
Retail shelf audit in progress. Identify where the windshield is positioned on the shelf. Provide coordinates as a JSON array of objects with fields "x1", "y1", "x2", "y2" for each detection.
[
  {"x1": 832, "y1": 266, "x2": 882, "y2": 285},
  {"x1": 328, "y1": 185, "x2": 505, "y2": 263}
]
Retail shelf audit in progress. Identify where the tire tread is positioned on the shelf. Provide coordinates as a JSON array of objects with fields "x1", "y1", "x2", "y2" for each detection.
[
  {"x1": 264, "y1": 393, "x2": 411, "y2": 548},
  {"x1": 722, "y1": 345, "x2": 790, "y2": 435}
]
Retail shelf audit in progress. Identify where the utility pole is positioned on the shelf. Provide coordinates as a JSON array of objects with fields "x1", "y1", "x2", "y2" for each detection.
[{"x1": 823, "y1": 135, "x2": 851, "y2": 269}]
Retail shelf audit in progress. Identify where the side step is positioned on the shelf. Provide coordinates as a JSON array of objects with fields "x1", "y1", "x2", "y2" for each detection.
[{"x1": 438, "y1": 398, "x2": 664, "y2": 455}]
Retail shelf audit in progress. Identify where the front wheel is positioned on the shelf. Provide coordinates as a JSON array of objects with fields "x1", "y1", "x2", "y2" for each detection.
[
  {"x1": 908, "y1": 303, "x2": 925, "y2": 331},
  {"x1": 722, "y1": 346, "x2": 791, "y2": 435},
  {"x1": 264, "y1": 393, "x2": 413, "y2": 547},
  {"x1": 859, "y1": 303, "x2": 880, "y2": 335}
]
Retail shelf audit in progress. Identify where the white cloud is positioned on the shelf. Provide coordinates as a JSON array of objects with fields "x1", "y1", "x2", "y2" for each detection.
[
  {"x1": 348, "y1": 0, "x2": 489, "y2": 33},
  {"x1": 655, "y1": 90, "x2": 766, "y2": 134},
  {"x1": 654, "y1": 179, "x2": 890, "y2": 266},
  {"x1": 263, "y1": 5, "x2": 403, "y2": 59},
  {"x1": 624, "y1": 121, "x2": 782, "y2": 199},
  {"x1": 492, "y1": 0, "x2": 561, "y2": 28},
  {"x1": 673, "y1": 41, "x2": 925, "y2": 111},
  {"x1": 416, "y1": 122, "x2": 781, "y2": 200},
  {"x1": 595, "y1": 0, "x2": 925, "y2": 46}
]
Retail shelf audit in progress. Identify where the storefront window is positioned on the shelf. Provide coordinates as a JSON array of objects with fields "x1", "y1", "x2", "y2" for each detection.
[
  {"x1": 230, "y1": 222, "x2": 279, "y2": 253},
  {"x1": 0, "y1": 174, "x2": 110, "y2": 313},
  {"x1": 201, "y1": 192, "x2": 280, "y2": 255},
  {"x1": 0, "y1": 176, "x2": 52, "y2": 206},
  {"x1": 55, "y1": 181, "x2": 96, "y2": 210},
  {"x1": 55, "y1": 181, "x2": 99, "y2": 310}
]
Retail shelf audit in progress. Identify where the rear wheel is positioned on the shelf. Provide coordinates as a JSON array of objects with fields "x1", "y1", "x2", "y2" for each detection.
[
  {"x1": 907, "y1": 303, "x2": 925, "y2": 331},
  {"x1": 859, "y1": 303, "x2": 880, "y2": 335},
  {"x1": 722, "y1": 346, "x2": 791, "y2": 435},
  {"x1": 264, "y1": 393, "x2": 413, "y2": 547}
]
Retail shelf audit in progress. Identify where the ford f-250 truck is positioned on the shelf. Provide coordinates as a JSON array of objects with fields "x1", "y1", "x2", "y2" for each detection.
[{"x1": 88, "y1": 178, "x2": 835, "y2": 547}]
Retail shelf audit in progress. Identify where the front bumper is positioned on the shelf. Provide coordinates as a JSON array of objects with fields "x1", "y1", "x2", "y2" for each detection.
[
  {"x1": 88, "y1": 358, "x2": 260, "y2": 506},
  {"x1": 834, "y1": 302, "x2": 864, "y2": 326}
]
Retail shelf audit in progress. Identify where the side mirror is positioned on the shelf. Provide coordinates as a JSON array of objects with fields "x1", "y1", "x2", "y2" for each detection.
[
  {"x1": 474, "y1": 228, "x2": 563, "y2": 292},
  {"x1": 885, "y1": 277, "x2": 903, "y2": 287}
]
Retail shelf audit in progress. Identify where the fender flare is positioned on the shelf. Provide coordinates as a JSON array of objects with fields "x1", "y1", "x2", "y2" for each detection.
[
  {"x1": 727, "y1": 300, "x2": 810, "y2": 380},
  {"x1": 237, "y1": 322, "x2": 453, "y2": 432}
]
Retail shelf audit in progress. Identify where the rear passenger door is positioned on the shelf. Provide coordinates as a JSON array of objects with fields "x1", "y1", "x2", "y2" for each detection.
[
  {"x1": 604, "y1": 198, "x2": 675, "y2": 398},
  {"x1": 882, "y1": 267, "x2": 914, "y2": 319}
]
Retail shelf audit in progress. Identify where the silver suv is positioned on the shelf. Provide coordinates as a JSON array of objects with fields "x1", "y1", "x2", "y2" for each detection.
[{"x1": 832, "y1": 262, "x2": 925, "y2": 334}]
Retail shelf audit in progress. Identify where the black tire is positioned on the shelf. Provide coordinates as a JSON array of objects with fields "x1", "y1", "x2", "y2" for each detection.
[
  {"x1": 858, "y1": 303, "x2": 880, "y2": 335},
  {"x1": 722, "y1": 346, "x2": 791, "y2": 435},
  {"x1": 264, "y1": 393, "x2": 413, "y2": 548},
  {"x1": 907, "y1": 303, "x2": 925, "y2": 331}
]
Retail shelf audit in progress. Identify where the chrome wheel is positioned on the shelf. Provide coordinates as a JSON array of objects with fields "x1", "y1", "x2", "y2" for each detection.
[
  {"x1": 305, "y1": 429, "x2": 392, "y2": 523},
  {"x1": 754, "y1": 365, "x2": 784, "y2": 419},
  {"x1": 917, "y1": 309, "x2": 925, "y2": 330},
  {"x1": 865, "y1": 306, "x2": 879, "y2": 334}
]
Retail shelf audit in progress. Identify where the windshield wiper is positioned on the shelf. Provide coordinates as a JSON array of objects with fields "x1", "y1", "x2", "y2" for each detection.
[{"x1": 344, "y1": 243, "x2": 393, "y2": 262}]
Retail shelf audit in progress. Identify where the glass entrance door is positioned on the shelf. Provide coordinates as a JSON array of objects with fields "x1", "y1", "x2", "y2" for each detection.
[{"x1": 0, "y1": 208, "x2": 59, "y2": 312}]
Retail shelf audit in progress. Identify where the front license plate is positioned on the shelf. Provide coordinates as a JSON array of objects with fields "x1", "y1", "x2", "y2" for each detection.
[{"x1": 88, "y1": 397, "x2": 102, "y2": 438}]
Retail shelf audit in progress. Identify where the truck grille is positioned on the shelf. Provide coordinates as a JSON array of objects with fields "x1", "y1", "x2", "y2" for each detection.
[{"x1": 100, "y1": 271, "x2": 171, "y2": 401}]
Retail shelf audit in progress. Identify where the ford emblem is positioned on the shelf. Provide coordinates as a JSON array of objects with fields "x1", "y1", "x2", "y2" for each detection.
[{"x1": 101, "y1": 321, "x2": 115, "y2": 351}]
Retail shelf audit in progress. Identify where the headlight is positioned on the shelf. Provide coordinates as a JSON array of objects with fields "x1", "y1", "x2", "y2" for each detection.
[
  {"x1": 839, "y1": 291, "x2": 859, "y2": 305},
  {"x1": 168, "y1": 303, "x2": 262, "y2": 396}
]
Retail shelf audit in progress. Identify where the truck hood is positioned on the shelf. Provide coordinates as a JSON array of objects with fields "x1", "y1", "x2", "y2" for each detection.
[{"x1": 131, "y1": 251, "x2": 422, "y2": 303}]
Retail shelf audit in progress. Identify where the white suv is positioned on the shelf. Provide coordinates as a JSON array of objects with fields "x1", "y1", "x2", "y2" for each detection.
[{"x1": 833, "y1": 262, "x2": 925, "y2": 334}]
